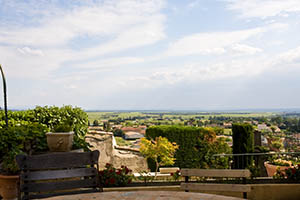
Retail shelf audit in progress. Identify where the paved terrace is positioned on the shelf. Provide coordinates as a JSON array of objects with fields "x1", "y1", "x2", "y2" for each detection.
[{"x1": 44, "y1": 191, "x2": 243, "y2": 200}]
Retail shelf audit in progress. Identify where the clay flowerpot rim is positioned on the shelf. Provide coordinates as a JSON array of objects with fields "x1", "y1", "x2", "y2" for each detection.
[
  {"x1": 264, "y1": 161, "x2": 291, "y2": 167},
  {"x1": 46, "y1": 131, "x2": 74, "y2": 135}
]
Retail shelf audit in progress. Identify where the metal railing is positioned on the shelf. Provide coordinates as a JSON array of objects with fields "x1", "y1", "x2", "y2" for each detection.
[{"x1": 213, "y1": 152, "x2": 300, "y2": 177}]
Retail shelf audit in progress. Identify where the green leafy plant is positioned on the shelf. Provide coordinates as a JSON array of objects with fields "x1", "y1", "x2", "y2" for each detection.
[
  {"x1": 136, "y1": 170, "x2": 154, "y2": 184},
  {"x1": 0, "y1": 105, "x2": 90, "y2": 151},
  {"x1": 274, "y1": 164, "x2": 300, "y2": 181},
  {"x1": 146, "y1": 126, "x2": 231, "y2": 170},
  {"x1": 285, "y1": 164, "x2": 300, "y2": 180},
  {"x1": 170, "y1": 170, "x2": 181, "y2": 182},
  {"x1": 99, "y1": 163, "x2": 133, "y2": 187},
  {"x1": 273, "y1": 167, "x2": 286, "y2": 179},
  {"x1": 52, "y1": 123, "x2": 73, "y2": 132},
  {"x1": 0, "y1": 123, "x2": 49, "y2": 175},
  {"x1": 140, "y1": 136, "x2": 178, "y2": 179},
  {"x1": 232, "y1": 123, "x2": 254, "y2": 169}
]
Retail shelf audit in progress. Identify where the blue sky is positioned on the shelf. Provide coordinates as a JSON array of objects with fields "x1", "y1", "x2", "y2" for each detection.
[{"x1": 1, "y1": 0, "x2": 300, "y2": 110}]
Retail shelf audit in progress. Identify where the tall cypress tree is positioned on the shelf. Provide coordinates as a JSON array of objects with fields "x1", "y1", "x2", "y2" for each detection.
[{"x1": 232, "y1": 123, "x2": 254, "y2": 169}]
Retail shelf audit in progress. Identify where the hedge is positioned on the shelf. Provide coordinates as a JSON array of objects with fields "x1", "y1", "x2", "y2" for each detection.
[
  {"x1": 0, "y1": 105, "x2": 90, "y2": 151},
  {"x1": 232, "y1": 123, "x2": 254, "y2": 169},
  {"x1": 146, "y1": 125, "x2": 231, "y2": 170}
]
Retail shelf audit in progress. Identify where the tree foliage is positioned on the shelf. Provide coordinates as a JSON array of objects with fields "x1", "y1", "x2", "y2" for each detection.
[
  {"x1": 146, "y1": 125, "x2": 231, "y2": 170},
  {"x1": 0, "y1": 105, "x2": 90, "y2": 150},
  {"x1": 232, "y1": 123, "x2": 254, "y2": 169},
  {"x1": 140, "y1": 136, "x2": 178, "y2": 177}
]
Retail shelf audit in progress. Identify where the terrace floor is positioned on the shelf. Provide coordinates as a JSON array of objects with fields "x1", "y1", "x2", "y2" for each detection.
[{"x1": 43, "y1": 191, "x2": 243, "y2": 200}]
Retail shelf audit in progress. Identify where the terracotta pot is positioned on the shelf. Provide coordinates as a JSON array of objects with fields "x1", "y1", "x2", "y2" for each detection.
[
  {"x1": 46, "y1": 132, "x2": 74, "y2": 152},
  {"x1": 264, "y1": 162, "x2": 291, "y2": 177},
  {"x1": 0, "y1": 174, "x2": 19, "y2": 200}
]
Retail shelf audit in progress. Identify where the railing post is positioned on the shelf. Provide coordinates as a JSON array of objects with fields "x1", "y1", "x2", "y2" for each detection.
[
  {"x1": 243, "y1": 177, "x2": 247, "y2": 199},
  {"x1": 0, "y1": 64, "x2": 8, "y2": 127},
  {"x1": 185, "y1": 176, "x2": 189, "y2": 192}
]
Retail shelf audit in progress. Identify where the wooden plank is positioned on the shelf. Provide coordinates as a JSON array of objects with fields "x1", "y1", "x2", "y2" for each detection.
[
  {"x1": 21, "y1": 167, "x2": 97, "y2": 181},
  {"x1": 180, "y1": 169, "x2": 251, "y2": 178},
  {"x1": 16, "y1": 150, "x2": 99, "y2": 170},
  {"x1": 181, "y1": 183, "x2": 251, "y2": 192},
  {"x1": 21, "y1": 177, "x2": 97, "y2": 193}
]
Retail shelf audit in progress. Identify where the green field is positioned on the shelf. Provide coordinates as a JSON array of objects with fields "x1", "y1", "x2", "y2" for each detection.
[{"x1": 87, "y1": 111, "x2": 276, "y2": 123}]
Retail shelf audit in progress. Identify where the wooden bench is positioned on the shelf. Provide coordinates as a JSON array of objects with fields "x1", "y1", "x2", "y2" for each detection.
[
  {"x1": 16, "y1": 150, "x2": 102, "y2": 200},
  {"x1": 180, "y1": 169, "x2": 251, "y2": 199}
]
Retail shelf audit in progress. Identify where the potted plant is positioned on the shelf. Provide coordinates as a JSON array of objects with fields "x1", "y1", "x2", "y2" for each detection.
[
  {"x1": 0, "y1": 127, "x2": 21, "y2": 200},
  {"x1": 0, "y1": 123, "x2": 49, "y2": 199},
  {"x1": 264, "y1": 158, "x2": 292, "y2": 177},
  {"x1": 46, "y1": 122, "x2": 74, "y2": 152}
]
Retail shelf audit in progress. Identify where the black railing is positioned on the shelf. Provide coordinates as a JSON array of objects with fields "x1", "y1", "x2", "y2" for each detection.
[{"x1": 213, "y1": 152, "x2": 300, "y2": 177}]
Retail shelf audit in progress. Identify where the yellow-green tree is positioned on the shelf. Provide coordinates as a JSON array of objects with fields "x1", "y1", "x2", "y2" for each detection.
[{"x1": 140, "y1": 136, "x2": 178, "y2": 178}]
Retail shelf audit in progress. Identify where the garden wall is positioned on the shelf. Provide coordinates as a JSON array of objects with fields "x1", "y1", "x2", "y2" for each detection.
[{"x1": 86, "y1": 131, "x2": 148, "y2": 172}]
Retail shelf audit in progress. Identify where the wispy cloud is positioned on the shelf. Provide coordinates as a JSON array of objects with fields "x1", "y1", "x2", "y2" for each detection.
[
  {"x1": 225, "y1": 0, "x2": 300, "y2": 19},
  {"x1": 0, "y1": 0, "x2": 166, "y2": 78},
  {"x1": 1, "y1": 0, "x2": 300, "y2": 109},
  {"x1": 163, "y1": 28, "x2": 263, "y2": 57}
]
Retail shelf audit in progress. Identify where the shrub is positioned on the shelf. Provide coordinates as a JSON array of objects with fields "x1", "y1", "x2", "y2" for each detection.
[
  {"x1": 33, "y1": 106, "x2": 89, "y2": 150},
  {"x1": 274, "y1": 164, "x2": 300, "y2": 181},
  {"x1": 232, "y1": 123, "x2": 254, "y2": 169},
  {"x1": 99, "y1": 163, "x2": 133, "y2": 187},
  {"x1": 146, "y1": 125, "x2": 231, "y2": 170},
  {"x1": 140, "y1": 136, "x2": 178, "y2": 178},
  {"x1": 93, "y1": 120, "x2": 99, "y2": 126},
  {"x1": 285, "y1": 164, "x2": 300, "y2": 180},
  {"x1": 0, "y1": 105, "x2": 90, "y2": 151},
  {"x1": 170, "y1": 170, "x2": 181, "y2": 182},
  {"x1": 0, "y1": 123, "x2": 49, "y2": 174}
]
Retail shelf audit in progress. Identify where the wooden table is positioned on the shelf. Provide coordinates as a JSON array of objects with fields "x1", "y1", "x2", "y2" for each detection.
[{"x1": 44, "y1": 191, "x2": 244, "y2": 200}]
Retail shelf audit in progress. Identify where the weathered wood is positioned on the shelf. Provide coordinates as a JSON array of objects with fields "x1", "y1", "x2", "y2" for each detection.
[
  {"x1": 16, "y1": 151, "x2": 99, "y2": 170},
  {"x1": 17, "y1": 150, "x2": 102, "y2": 199},
  {"x1": 159, "y1": 167, "x2": 180, "y2": 174},
  {"x1": 21, "y1": 167, "x2": 97, "y2": 181},
  {"x1": 181, "y1": 183, "x2": 251, "y2": 192},
  {"x1": 21, "y1": 178, "x2": 97, "y2": 193},
  {"x1": 180, "y1": 169, "x2": 251, "y2": 178}
]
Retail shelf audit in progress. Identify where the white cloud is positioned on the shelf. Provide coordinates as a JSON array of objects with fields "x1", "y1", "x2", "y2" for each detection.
[
  {"x1": 17, "y1": 47, "x2": 44, "y2": 56},
  {"x1": 187, "y1": 0, "x2": 200, "y2": 8},
  {"x1": 164, "y1": 28, "x2": 263, "y2": 57},
  {"x1": 123, "y1": 58, "x2": 271, "y2": 89},
  {"x1": 278, "y1": 46, "x2": 300, "y2": 63},
  {"x1": 0, "y1": 46, "x2": 72, "y2": 78},
  {"x1": 74, "y1": 57, "x2": 144, "y2": 70},
  {"x1": 225, "y1": 0, "x2": 300, "y2": 19},
  {"x1": 0, "y1": 0, "x2": 166, "y2": 47},
  {"x1": 230, "y1": 43, "x2": 263, "y2": 55},
  {"x1": 73, "y1": 21, "x2": 165, "y2": 59},
  {"x1": 0, "y1": 0, "x2": 166, "y2": 79}
]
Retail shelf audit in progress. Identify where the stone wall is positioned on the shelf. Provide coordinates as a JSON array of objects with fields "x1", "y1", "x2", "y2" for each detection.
[{"x1": 86, "y1": 131, "x2": 148, "y2": 172}]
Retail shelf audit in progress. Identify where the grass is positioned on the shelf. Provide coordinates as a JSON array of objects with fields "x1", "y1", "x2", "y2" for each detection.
[
  {"x1": 86, "y1": 111, "x2": 276, "y2": 124},
  {"x1": 115, "y1": 136, "x2": 132, "y2": 146},
  {"x1": 224, "y1": 128, "x2": 232, "y2": 135}
]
